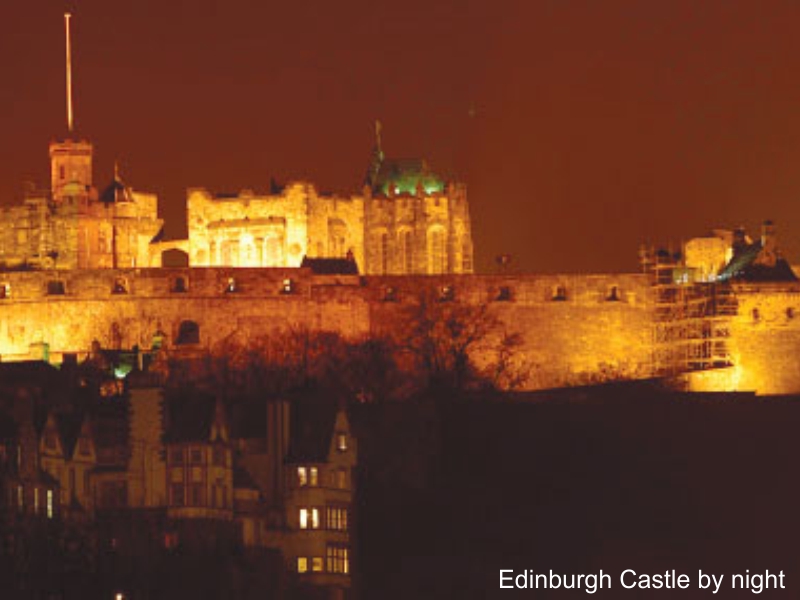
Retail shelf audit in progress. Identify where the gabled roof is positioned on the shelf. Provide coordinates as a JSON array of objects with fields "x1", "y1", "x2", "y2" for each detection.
[
  {"x1": 300, "y1": 256, "x2": 359, "y2": 275},
  {"x1": 286, "y1": 395, "x2": 340, "y2": 463},
  {"x1": 164, "y1": 393, "x2": 227, "y2": 444}
]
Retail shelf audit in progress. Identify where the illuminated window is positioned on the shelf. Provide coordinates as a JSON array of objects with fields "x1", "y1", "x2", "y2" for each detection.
[
  {"x1": 552, "y1": 285, "x2": 567, "y2": 301},
  {"x1": 47, "y1": 281, "x2": 65, "y2": 295},
  {"x1": 312, "y1": 557, "x2": 324, "y2": 572},
  {"x1": 34, "y1": 488, "x2": 39, "y2": 514},
  {"x1": 427, "y1": 228, "x2": 447, "y2": 274},
  {"x1": 399, "y1": 229, "x2": 413, "y2": 274},
  {"x1": 336, "y1": 433, "x2": 348, "y2": 452},
  {"x1": 309, "y1": 467, "x2": 318, "y2": 486},
  {"x1": 326, "y1": 506, "x2": 348, "y2": 531},
  {"x1": 282, "y1": 278, "x2": 295, "y2": 294},
  {"x1": 297, "y1": 557, "x2": 308, "y2": 573},
  {"x1": 225, "y1": 278, "x2": 237, "y2": 293},
  {"x1": 0, "y1": 283, "x2": 9, "y2": 299},
  {"x1": 176, "y1": 320, "x2": 200, "y2": 345},
  {"x1": 297, "y1": 466, "x2": 308, "y2": 487},
  {"x1": 326, "y1": 545, "x2": 349, "y2": 574},
  {"x1": 46, "y1": 490, "x2": 53, "y2": 519},
  {"x1": 335, "y1": 469, "x2": 347, "y2": 490},
  {"x1": 299, "y1": 508, "x2": 320, "y2": 529},
  {"x1": 172, "y1": 277, "x2": 187, "y2": 293}
]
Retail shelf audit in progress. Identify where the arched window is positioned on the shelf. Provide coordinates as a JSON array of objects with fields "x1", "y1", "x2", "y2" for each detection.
[
  {"x1": 176, "y1": 321, "x2": 200, "y2": 345},
  {"x1": 427, "y1": 227, "x2": 447, "y2": 274},
  {"x1": 265, "y1": 236, "x2": 284, "y2": 266},
  {"x1": 398, "y1": 229, "x2": 413, "y2": 274}
]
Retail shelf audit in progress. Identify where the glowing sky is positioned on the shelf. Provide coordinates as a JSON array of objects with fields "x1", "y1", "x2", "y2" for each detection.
[{"x1": 3, "y1": 0, "x2": 800, "y2": 273}]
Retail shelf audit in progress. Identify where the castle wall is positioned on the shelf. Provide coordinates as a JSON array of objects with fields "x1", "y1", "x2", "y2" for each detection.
[{"x1": 2, "y1": 269, "x2": 800, "y2": 394}]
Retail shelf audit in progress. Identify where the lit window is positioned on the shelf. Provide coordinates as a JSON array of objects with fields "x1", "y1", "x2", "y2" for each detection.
[
  {"x1": 326, "y1": 506, "x2": 348, "y2": 531},
  {"x1": 438, "y1": 285, "x2": 454, "y2": 302},
  {"x1": 312, "y1": 557, "x2": 324, "y2": 572},
  {"x1": 46, "y1": 489, "x2": 53, "y2": 519},
  {"x1": 335, "y1": 469, "x2": 347, "y2": 490},
  {"x1": 326, "y1": 545, "x2": 349, "y2": 574},
  {"x1": 309, "y1": 467, "x2": 318, "y2": 486},
  {"x1": 34, "y1": 488, "x2": 39, "y2": 514},
  {"x1": 225, "y1": 278, "x2": 236, "y2": 293},
  {"x1": 0, "y1": 283, "x2": 9, "y2": 299},
  {"x1": 297, "y1": 557, "x2": 308, "y2": 573},
  {"x1": 297, "y1": 467, "x2": 308, "y2": 487},
  {"x1": 336, "y1": 433, "x2": 348, "y2": 452},
  {"x1": 299, "y1": 508, "x2": 320, "y2": 529},
  {"x1": 282, "y1": 278, "x2": 294, "y2": 294}
]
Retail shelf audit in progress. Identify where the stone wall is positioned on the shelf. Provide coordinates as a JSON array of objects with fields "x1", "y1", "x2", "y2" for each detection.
[{"x1": 2, "y1": 269, "x2": 799, "y2": 394}]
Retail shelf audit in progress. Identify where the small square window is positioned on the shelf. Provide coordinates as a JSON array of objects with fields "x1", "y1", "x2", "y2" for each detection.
[{"x1": 297, "y1": 557, "x2": 308, "y2": 573}]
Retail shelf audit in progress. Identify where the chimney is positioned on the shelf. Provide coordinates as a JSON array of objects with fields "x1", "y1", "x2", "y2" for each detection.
[{"x1": 266, "y1": 398, "x2": 290, "y2": 503}]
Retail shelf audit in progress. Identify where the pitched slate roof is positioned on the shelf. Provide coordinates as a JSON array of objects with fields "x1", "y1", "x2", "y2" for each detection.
[{"x1": 286, "y1": 394, "x2": 339, "y2": 463}]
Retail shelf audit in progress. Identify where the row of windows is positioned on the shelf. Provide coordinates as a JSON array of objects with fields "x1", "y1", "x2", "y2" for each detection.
[
  {"x1": 380, "y1": 285, "x2": 625, "y2": 303},
  {"x1": 296, "y1": 466, "x2": 348, "y2": 490},
  {"x1": 11, "y1": 485, "x2": 55, "y2": 519},
  {"x1": 171, "y1": 483, "x2": 229, "y2": 508},
  {"x1": 752, "y1": 307, "x2": 797, "y2": 322},
  {"x1": 298, "y1": 506, "x2": 349, "y2": 531},
  {"x1": 169, "y1": 446, "x2": 227, "y2": 466},
  {"x1": 297, "y1": 545, "x2": 349, "y2": 575},
  {"x1": 0, "y1": 276, "x2": 296, "y2": 299}
]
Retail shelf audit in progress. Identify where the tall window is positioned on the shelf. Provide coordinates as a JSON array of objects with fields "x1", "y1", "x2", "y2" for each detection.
[
  {"x1": 299, "y1": 508, "x2": 320, "y2": 529},
  {"x1": 326, "y1": 545, "x2": 349, "y2": 574},
  {"x1": 326, "y1": 506, "x2": 348, "y2": 531},
  {"x1": 399, "y1": 229, "x2": 413, "y2": 274},
  {"x1": 427, "y1": 227, "x2": 447, "y2": 274}
]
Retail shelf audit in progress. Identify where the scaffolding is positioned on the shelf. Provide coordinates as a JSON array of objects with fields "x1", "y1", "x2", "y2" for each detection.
[{"x1": 642, "y1": 247, "x2": 737, "y2": 377}]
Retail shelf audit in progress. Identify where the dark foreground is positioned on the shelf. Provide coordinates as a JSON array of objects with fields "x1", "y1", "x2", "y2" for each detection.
[{"x1": 353, "y1": 381, "x2": 800, "y2": 599}]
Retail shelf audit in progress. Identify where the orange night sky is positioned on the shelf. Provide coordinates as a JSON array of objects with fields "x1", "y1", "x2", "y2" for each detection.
[{"x1": 3, "y1": 0, "x2": 800, "y2": 273}]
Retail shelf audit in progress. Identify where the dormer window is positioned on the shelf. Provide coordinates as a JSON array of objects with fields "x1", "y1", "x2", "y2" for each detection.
[{"x1": 336, "y1": 433, "x2": 348, "y2": 452}]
